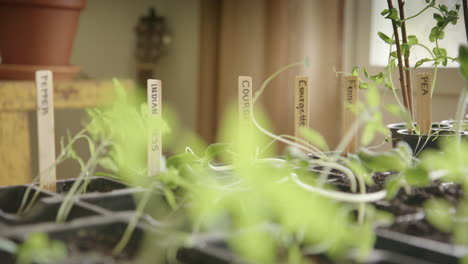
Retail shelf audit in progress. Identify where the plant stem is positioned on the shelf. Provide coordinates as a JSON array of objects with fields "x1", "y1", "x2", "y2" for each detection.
[
  {"x1": 455, "y1": 86, "x2": 468, "y2": 144},
  {"x1": 291, "y1": 173, "x2": 386, "y2": 203},
  {"x1": 113, "y1": 183, "x2": 155, "y2": 255},
  {"x1": 387, "y1": 0, "x2": 410, "y2": 115},
  {"x1": 398, "y1": 0, "x2": 414, "y2": 120}
]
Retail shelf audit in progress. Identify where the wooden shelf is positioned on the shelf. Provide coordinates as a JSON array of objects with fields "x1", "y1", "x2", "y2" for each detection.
[{"x1": 0, "y1": 79, "x2": 135, "y2": 186}]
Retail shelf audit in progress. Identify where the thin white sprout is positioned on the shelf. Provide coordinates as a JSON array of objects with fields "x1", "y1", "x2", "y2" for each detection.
[{"x1": 290, "y1": 173, "x2": 387, "y2": 203}]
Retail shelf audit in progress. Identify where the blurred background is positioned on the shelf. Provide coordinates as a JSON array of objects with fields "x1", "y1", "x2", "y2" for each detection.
[{"x1": 0, "y1": 0, "x2": 466, "y2": 181}]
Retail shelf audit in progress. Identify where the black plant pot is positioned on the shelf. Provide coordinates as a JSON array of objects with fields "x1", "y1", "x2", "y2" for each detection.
[
  {"x1": 395, "y1": 129, "x2": 467, "y2": 156},
  {"x1": 441, "y1": 120, "x2": 468, "y2": 131},
  {"x1": 388, "y1": 122, "x2": 452, "y2": 147}
]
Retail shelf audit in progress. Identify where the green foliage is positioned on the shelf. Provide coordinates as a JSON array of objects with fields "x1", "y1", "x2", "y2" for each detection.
[
  {"x1": 424, "y1": 199, "x2": 454, "y2": 232},
  {"x1": 459, "y1": 45, "x2": 468, "y2": 80},
  {"x1": 86, "y1": 79, "x2": 170, "y2": 185},
  {"x1": 299, "y1": 127, "x2": 329, "y2": 151},
  {"x1": 378, "y1": 32, "x2": 395, "y2": 45},
  {"x1": 16, "y1": 233, "x2": 66, "y2": 264}
]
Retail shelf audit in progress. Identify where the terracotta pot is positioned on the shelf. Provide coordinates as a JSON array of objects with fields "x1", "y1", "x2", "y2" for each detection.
[{"x1": 0, "y1": 0, "x2": 86, "y2": 65}]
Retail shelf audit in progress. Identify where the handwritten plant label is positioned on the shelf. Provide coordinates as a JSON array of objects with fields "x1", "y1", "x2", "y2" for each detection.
[
  {"x1": 416, "y1": 73, "x2": 432, "y2": 135},
  {"x1": 343, "y1": 76, "x2": 358, "y2": 154},
  {"x1": 295, "y1": 76, "x2": 309, "y2": 143},
  {"x1": 36, "y1": 70, "x2": 56, "y2": 191},
  {"x1": 147, "y1": 79, "x2": 162, "y2": 176},
  {"x1": 238, "y1": 76, "x2": 253, "y2": 127}
]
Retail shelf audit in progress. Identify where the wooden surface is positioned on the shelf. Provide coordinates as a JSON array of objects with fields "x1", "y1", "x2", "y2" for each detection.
[
  {"x1": 0, "y1": 112, "x2": 31, "y2": 185},
  {"x1": 147, "y1": 79, "x2": 162, "y2": 177},
  {"x1": 342, "y1": 76, "x2": 358, "y2": 154},
  {"x1": 0, "y1": 79, "x2": 135, "y2": 186},
  {"x1": 36, "y1": 71, "x2": 56, "y2": 191},
  {"x1": 416, "y1": 73, "x2": 432, "y2": 135},
  {"x1": 0, "y1": 80, "x2": 134, "y2": 111},
  {"x1": 238, "y1": 76, "x2": 253, "y2": 126},
  {"x1": 294, "y1": 76, "x2": 309, "y2": 143}
]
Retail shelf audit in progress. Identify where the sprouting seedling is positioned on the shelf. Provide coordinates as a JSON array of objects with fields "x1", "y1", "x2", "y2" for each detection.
[{"x1": 16, "y1": 232, "x2": 67, "y2": 264}]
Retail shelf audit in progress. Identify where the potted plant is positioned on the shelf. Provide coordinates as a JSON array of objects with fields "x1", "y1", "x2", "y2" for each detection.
[
  {"x1": 350, "y1": 0, "x2": 463, "y2": 155},
  {"x1": 0, "y1": 0, "x2": 86, "y2": 80}
]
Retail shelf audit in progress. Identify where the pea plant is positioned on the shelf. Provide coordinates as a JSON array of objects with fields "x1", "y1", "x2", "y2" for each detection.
[{"x1": 352, "y1": 0, "x2": 461, "y2": 133}]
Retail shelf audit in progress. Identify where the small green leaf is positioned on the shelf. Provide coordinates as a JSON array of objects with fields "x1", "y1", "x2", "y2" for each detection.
[
  {"x1": 414, "y1": 58, "x2": 432, "y2": 69},
  {"x1": 377, "y1": 32, "x2": 395, "y2": 45},
  {"x1": 385, "y1": 104, "x2": 402, "y2": 116},
  {"x1": 390, "y1": 51, "x2": 398, "y2": 58},
  {"x1": 433, "y1": 13, "x2": 444, "y2": 23},
  {"x1": 403, "y1": 165, "x2": 430, "y2": 187},
  {"x1": 433, "y1": 47, "x2": 447, "y2": 57},
  {"x1": 359, "y1": 83, "x2": 370, "y2": 89},
  {"x1": 459, "y1": 45, "x2": 468, "y2": 80},
  {"x1": 401, "y1": 44, "x2": 410, "y2": 57},
  {"x1": 407, "y1": 35, "x2": 418, "y2": 45},
  {"x1": 352, "y1": 66, "x2": 359, "y2": 76},
  {"x1": 385, "y1": 175, "x2": 403, "y2": 199},
  {"x1": 363, "y1": 67, "x2": 369, "y2": 78},
  {"x1": 204, "y1": 143, "x2": 229, "y2": 164},
  {"x1": 361, "y1": 124, "x2": 376, "y2": 145},
  {"x1": 424, "y1": 199, "x2": 454, "y2": 232},
  {"x1": 385, "y1": 8, "x2": 399, "y2": 21},
  {"x1": 366, "y1": 86, "x2": 380, "y2": 107},
  {"x1": 439, "y1": 4, "x2": 448, "y2": 12},
  {"x1": 429, "y1": 27, "x2": 439, "y2": 42},
  {"x1": 299, "y1": 127, "x2": 329, "y2": 151},
  {"x1": 380, "y1": 9, "x2": 390, "y2": 16}
]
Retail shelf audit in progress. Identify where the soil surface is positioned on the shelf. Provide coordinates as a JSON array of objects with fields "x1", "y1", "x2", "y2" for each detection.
[{"x1": 325, "y1": 170, "x2": 464, "y2": 244}]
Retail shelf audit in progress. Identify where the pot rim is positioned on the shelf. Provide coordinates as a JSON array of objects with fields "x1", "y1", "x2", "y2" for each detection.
[
  {"x1": 396, "y1": 128, "x2": 464, "y2": 137},
  {"x1": 388, "y1": 122, "x2": 451, "y2": 129}
]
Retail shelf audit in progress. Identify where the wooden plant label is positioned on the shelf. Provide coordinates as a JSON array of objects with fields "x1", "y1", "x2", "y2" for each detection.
[
  {"x1": 238, "y1": 76, "x2": 253, "y2": 128},
  {"x1": 36, "y1": 70, "x2": 56, "y2": 191},
  {"x1": 147, "y1": 79, "x2": 162, "y2": 176},
  {"x1": 342, "y1": 76, "x2": 359, "y2": 154},
  {"x1": 294, "y1": 76, "x2": 309, "y2": 143},
  {"x1": 416, "y1": 73, "x2": 432, "y2": 135}
]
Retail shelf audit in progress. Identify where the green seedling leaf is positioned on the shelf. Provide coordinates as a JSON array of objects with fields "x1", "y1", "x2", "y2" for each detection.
[
  {"x1": 429, "y1": 27, "x2": 439, "y2": 42},
  {"x1": 384, "y1": 82, "x2": 394, "y2": 91},
  {"x1": 366, "y1": 86, "x2": 380, "y2": 108},
  {"x1": 433, "y1": 47, "x2": 447, "y2": 57},
  {"x1": 439, "y1": 4, "x2": 448, "y2": 12},
  {"x1": 299, "y1": 127, "x2": 329, "y2": 151},
  {"x1": 385, "y1": 175, "x2": 403, "y2": 199},
  {"x1": 363, "y1": 67, "x2": 369, "y2": 78},
  {"x1": 424, "y1": 199, "x2": 454, "y2": 232},
  {"x1": 352, "y1": 66, "x2": 359, "y2": 76},
  {"x1": 17, "y1": 232, "x2": 67, "y2": 264},
  {"x1": 385, "y1": 104, "x2": 402, "y2": 116},
  {"x1": 360, "y1": 83, "x2": 370, "y2": 89},
  {"x1": 384, "y1": 8, "x2": 399, "y2": 21},
  {"x1": 402, "y1": 165, "x2": 431, "y2": 187},
  {"x1": 361, "y1": 123, "x2": 377, "y2": 146},
  {"x1": 377, "y1": 32, "x2": 395, "y2": 45},
  {"x1": 204, "y1": 143, "x2": 229, "y2": 165},
  {"x1": 433, "y1": 13, "x2": 444, "y2": 23},
  {"x1": 414, "y1": 58, "x2": 432, "y2": 69},
  {"x1": 408, "y1": 35, "x2": 418, "y2": 45},
  {"x1": 459, "y1": 45, "x2": 468, "y2": 80},
  {"x1": 358, "y1": 148, "x2": 407, "y2": 172},
  {"x1": 390, "y1": 51, "x2": 398, "y2": 58},
  {"x1": 380, "y1": 9, "x2": 390, "y2": 16},
  {"x1": 401, "y1": 44, "x2": 410, "y2": 57}
]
